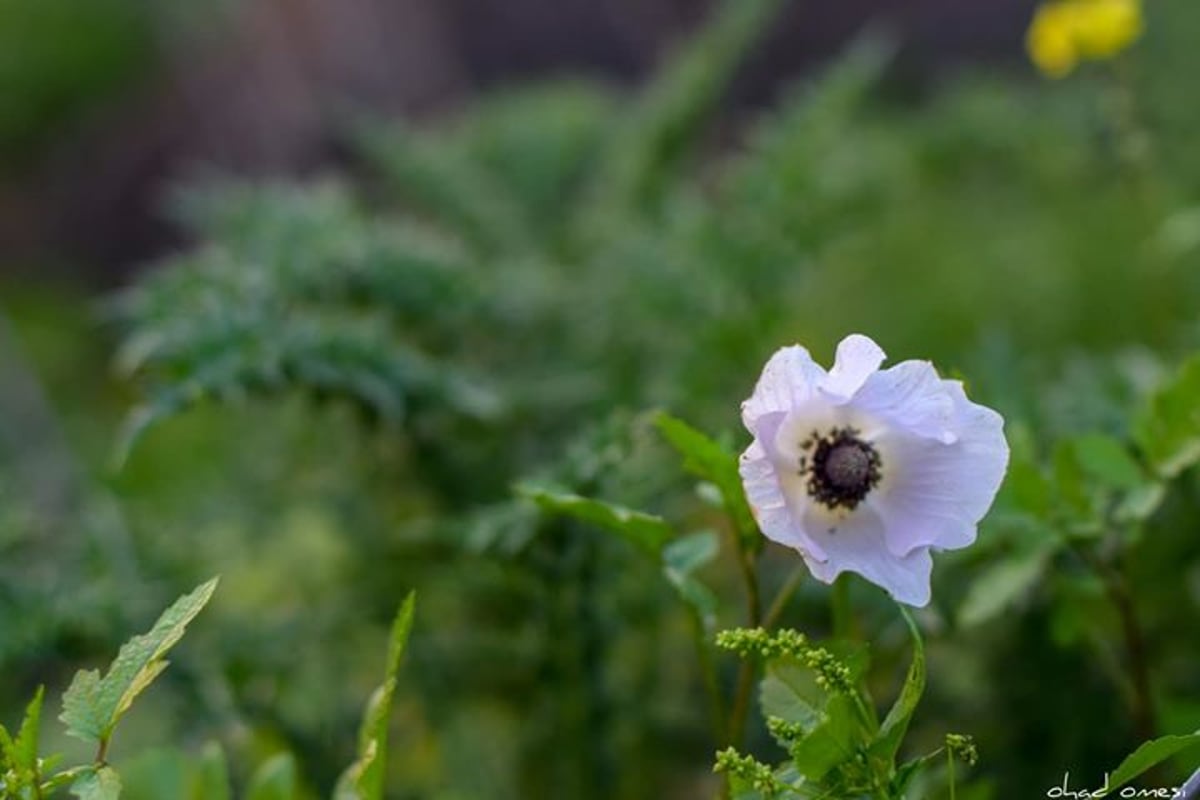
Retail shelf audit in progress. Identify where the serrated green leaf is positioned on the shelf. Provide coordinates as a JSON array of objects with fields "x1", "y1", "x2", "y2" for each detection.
[
  {"x1": 246, "y1": 753, "x2": 298, "y2": 800},
  {"x1": 957, "y1": 548, "x2": 1050, "y2": 628},
  {"x1": 335, "y1": 592, "x2": 416, "y2": 800},
  {"x1": 871, "y1": 606, "x2": 925, "y2": 764},
  {"x1": 656, "y1": 413, "x2": 757, "y2": 543},
  {"x1": 0, "y1": 687, "x2": 45, "y2": 791},
  {"x1": 1133, "y1": 353, "x2": 1200, "y2": 478},
  {"x1": 60, "y1": 578, "x2": 219, "y2": 745},
  {"x1": 1108, "y1": 732, "x2": 1200, "y2": 789},
  {"x1": 70, "y1": 766, "x2": 122, "y2": 800},
  {"x1": 13, "y1": 686, "x2": 45, "y2": 773},
  {"x1": 519, "y1": 486, "x2": 672, "y2": 554}
]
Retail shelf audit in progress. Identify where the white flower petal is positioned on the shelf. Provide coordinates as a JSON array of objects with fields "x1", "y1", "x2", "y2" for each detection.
[
  {"x1": 739, "y1": 412, "x2": 828, "y2": 561},
  {"x1": 741, "y1": 345, "x2": 826, "y2": 430},
  {"x1": 820, "y1": 334, "x2": 886, "y2": 402},
  {"x1": 871, "y1": 380, "x2": 1009, "y2": 558},
  {"x1": 853, "y1": 360, "x2": 957, "y2": 443},
  {"x1": 800, "y1": 505, "x2": 933, "y2": 607}
]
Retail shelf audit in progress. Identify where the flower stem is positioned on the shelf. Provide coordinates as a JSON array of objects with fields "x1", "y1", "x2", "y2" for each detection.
[
  {"x1": 689, "y1": 610, "x2": 726, "y2": 740},
  {"x1": 947, "y1": 749, "x2": 957, "y2": 800},
  {"x1": 763, "y1": 566, "x2": 805, "y2": 631},
  {"x1": 725, "y1": 548, "x2": 763, "y2": 749},
  {"x1": 1071, "y1": 542, "x2": 1157, "y2": 742}
]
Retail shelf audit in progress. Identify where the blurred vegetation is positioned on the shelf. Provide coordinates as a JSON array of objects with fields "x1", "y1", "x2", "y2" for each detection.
[
  {"x1": 0, "y1": 0, "x2": 155, "y2": 165},
  {"x1": 3, "y1": 0, "x2": 1200, "y2": 797}
]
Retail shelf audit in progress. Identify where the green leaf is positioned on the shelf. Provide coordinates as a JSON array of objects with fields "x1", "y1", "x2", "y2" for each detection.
[
  {"x1": 246, "y1": 753, "x2": 298, "y2": 800},
  {"x1": 656, "y1": 413, "x2": 757, "y2": 543},
  {"x1": 761, "y1": 663, "x2": 826, "y2": 732},
  {"x1": 1072, "y1": 433, "x2": 1145, "y2": 491},
  {"x1": 1107, "y1": 732, "x2": 1200, "y2": 789},
  {"x1": 335, "y1": 591, "x2": 417, "y2": 800},
  {"x1": 519, "y1": 485, "x2": 673, "y2": 554},
  {"x1": 871, "y1": 606, "x2": 925, "y2": 763},
  {"x1": 789, "y1": 693, "x2": 862, "y2": 781},
  {"x1": 1115, "y1": 481, "x2": 1167, "y2": 524},
  {"x1": 191, "y1": 742, "x2": 232, "y2": 800},
  {"x1": 70, "y1": 766, "x2": 123, "y2": 800},
  {"x1": 1133, "y1": 353, "x2": 1200, "y2": 478},
  {"x1": 759, "y1": 662, "x2": 868, "y2": 783},
  {"x1": 957, "y1": 548, "x2": 1051, "y2": 628},
  {"x1": 60, "y1": 578, "x2": 219, "y2": 745},
  {"x1": 662, "y1": 530, "x2": 720, "y2": 628}
]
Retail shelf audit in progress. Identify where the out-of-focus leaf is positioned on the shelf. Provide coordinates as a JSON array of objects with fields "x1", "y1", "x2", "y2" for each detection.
[
  {"x1": 246, "y1": 753, "x2": 298, "y2": 800},
  {"x1": 1133, "y1": 353, "x2": 1200, "y2": 478},
  {"x1": 60, "y1": 579, "x2": 218, "y2": 745},
  {"x1": 519, "y1": 485, "x2": 673, "y2": 554},
  {"x1": 1107, "y1": 732, "x2": 1200, "y2": 789},
  {"x1": 1115, "y1": 481, "x2": 1166, "y2": 524},
  {"x1": 579, "y1": 0, "x2": 786, "y2": 220},
  {"x1": 192, "y1": 742, "x2": 231, "y2": 800},
  {"x1": 958, "y1": 547, "x2": 1051, "y2": 628},
  {"x1": 661, "y1": 530, "x2": 719, "y2": 627},
  {"x1": 1072, "y1": 433, "x2": 1144, "y2": 490}
]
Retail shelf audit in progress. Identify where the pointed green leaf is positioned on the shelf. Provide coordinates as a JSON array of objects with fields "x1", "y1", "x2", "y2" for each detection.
[
  {"x1": 60, "y1": 578, "x2": 219, "y2": 744},
  {"x1": 246, "y1": 753, "x2": 298, "y2": 800},
  {"x1": 1133, "y1": 353, "x2": 1200, "y2": 478},
  {"x1": 70, "y1": 766, "x2": 122, "y2": 800},
  {"x1": 519, "y1": 486, "x2": 673, "y2": 554},
  {"x1": 1108, "y1": 731, "x2": 1200, "y2": 790},
  {"x1": 871, "y1": 606, "x2": 925, "y2": 763},
  {"x1": 656, "y1": 413, "x2": 757, "y2": 542},
  {"x1": 335, "y1": 592, "x2": 416, "y2": 800}
]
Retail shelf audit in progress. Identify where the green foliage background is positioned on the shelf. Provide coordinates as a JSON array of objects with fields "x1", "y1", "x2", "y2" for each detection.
[{"x1": 3, "y1": 0, "x2": 1200, "y2": 796}]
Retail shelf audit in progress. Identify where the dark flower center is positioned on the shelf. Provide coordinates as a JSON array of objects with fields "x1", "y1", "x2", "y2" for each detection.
[{"x1": 802, "y1": 427, "x2": 881, "y2": 511}]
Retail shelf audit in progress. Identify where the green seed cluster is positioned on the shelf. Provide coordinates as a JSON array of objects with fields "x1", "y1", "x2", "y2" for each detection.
[
  {"x1": 715, "y1": 627, "x2": 809, "y2": 659},
  {"x1": 802, "y1": 646, "x2": 853, "y2": 694},
  {"x1": 765, "y1": 716, "x2": 807, "y2": 744},
  {"x1": 945, "y1": 733, "x2": 979, "y2": 766},
  {"x1": 713, "y1": 747, "x2": 789, "y2": 797},
  {"x1": 716, "y1": 628, "x2": 853, "y2": 695}
]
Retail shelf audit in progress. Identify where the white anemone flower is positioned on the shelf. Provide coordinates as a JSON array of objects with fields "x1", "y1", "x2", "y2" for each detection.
[{"x1": 739, "y1": 334, "x2": 1009, "y2": 607}]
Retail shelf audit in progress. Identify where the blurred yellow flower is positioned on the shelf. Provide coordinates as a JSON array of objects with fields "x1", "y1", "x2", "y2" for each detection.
[{"x1": 1027, "y1": 0, "x2": 1143, "y2": 78}]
